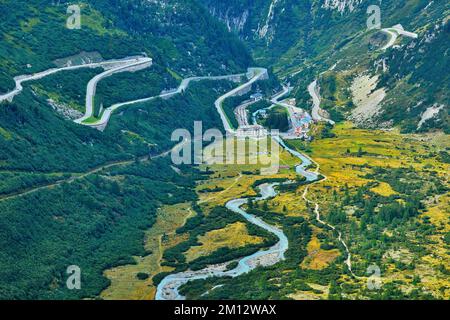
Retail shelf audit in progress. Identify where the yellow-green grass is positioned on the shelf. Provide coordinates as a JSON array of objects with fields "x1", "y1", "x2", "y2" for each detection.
[
  {"x1": 20, "y1": 17, "x2": 40, "y2": 33},
  {"x1": 100, "y1": 123, "x2": 449, "y2": 299},
  {"x1": 197, "y1": 137, "x2": 300, "y2": 211},
  {"x1": 320, "y1": 70, "x2": 353, "y2": 108},
  {"x1": 101, "y1": 203, "x2": 194, "y2": 300},
  {"x1": 38, "y1": 3, "x2": 127, "y2": 37},
  {"x1": 385, "y1": 190, "x2": 450, "y2": 297},
  {"x1": 195, "y1": 122, "x2": 448, "y2": 298},
  {"x1": 264, "y1": 190, "x2": 309, "y2": 218},
  {"x1": 306, "y1": 123, "x2": 449, "y2": 197},
  {"x1": 301, "y1": 236, "x2": 340, "y2": 271},
  {"x1": 0, "y1": 126, "x2": 12, "y2": 140},
  {"x1": 102, "y1": 137, "x2": 299, "y2": 299},
  {"x1": 31, "y1": 86, "x2": 84, "y2": 112},
  {"x1": 418, "y1": 193, "x2": 450, "y2": 298},
  {"x1": 121, "y1": 130, "x2": 156, "y2": 147},
  {"x1": 166, "y1": 68, "x2": 183, "y2": 81},
  {"x1": 188, "y1": 138, "x2": 302, "y2": 268},
  {"x1": 185, "y1": 222, "x2": 264, "y2": 262}
]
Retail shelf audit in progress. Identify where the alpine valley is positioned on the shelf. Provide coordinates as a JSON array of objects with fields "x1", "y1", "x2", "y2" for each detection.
[{"x1": 0, "y1": 0, "x2": 448, "y2": 301}]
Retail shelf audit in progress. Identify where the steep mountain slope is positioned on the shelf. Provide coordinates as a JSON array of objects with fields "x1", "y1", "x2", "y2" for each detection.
[
  {"x1": 377, "y1": 21, "x2": 449, "y2": 133},
  {"x1": 0, "y1": 0, "x2": 252, "y2": 92},
  {"x1": 0, "y1": 0, "x2": 448, "y2": 301},
  {"x1": 200, "y1": 0, "x2": 449, "y2": 132}
]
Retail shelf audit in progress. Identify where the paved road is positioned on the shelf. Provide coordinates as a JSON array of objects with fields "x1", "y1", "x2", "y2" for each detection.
[
  {"x1": 0, "y1": 57, "x2": 151, "y2": 104},
  {"x1": 234, "y1": 100, "x2": 257, "y2": 127},
  {"x1": 308, "y1": 80, "x2": 335, "y2": 125},
  {"x1": 89, "y1": 72, "x2": 248, "y2": 131},
  {"x1": 380, "y1": 29, "x2": 398, "y2": 50},
  {"x1": 251, "y1": 85, "x2": 290, "y2": 125},
  {"x1": 0, "y1": 52, "x2": 359, "y2": 289},
  {"x1": 270, "y1": 85, "x2": 290, "y2": 105},
  {"x1": 215, "y1": 68, "x2": 268, "y2": 133}
]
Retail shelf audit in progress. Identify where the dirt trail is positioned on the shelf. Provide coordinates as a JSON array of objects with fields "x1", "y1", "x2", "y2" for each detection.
[{"x1": 0, "y1": 142, "x2": 184, "y2": 203}]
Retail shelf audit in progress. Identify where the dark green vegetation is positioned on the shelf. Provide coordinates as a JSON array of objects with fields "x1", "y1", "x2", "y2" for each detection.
[
  {"x1": 0, "y1": 0, "x2": 251, "y2": 93},
  {"x1": 96, "y1": 65, "x2": 178, "y2": 109},
  {"x1": 0, "y1": 157, "x2": 199, "y2": 299},
  {"x1": 262, "y1": 106, "x2": 290, "y2": 132},
  {"x1": 25, "y1": 62, "x2": 179, "y2": 117},
  {"x1": 221, "y1": 75, "x2": 279, "y2": 129},
  {"x1": 325, "y1": 167, "x2": 449, "y2": 299},
  {"x1": 159, "y1": 204, "x2": 277, "y2": 274},
  {"x1": 0, "y1": 90, "x2": 128, "y2": 172},
  {"x1": 0, "y1": 0, "x2": 449, "y2": 301},
  {"x1": 202, "y1": 0, "x2": 447, "y2": 70},
  {"x1": 221, "y1": 90, "x2": 249, "y2": 130},
  {"x1": 246, "y1": 99, "x2": 271, "y2": 123},
  {"x1": 179, "y1": 163, "x2": 448, "y2": 300},
  {"x1": 0, "y1": 172, "x2": 69, "y2": 197},
  {"x1": 378, "y1": 24, "x2": 450, "y2": 133},
  {"x1": 201, "y1": 0, "x2": 449, "y2": 132},
  {"x1": 317, "y1": 72, "x2": 353, "y2": 123},
  {"x1": 107, "y1": 80, "x2": 235, "y2": 152},
  {"x1": 28, "y1": 68, "x2": 101, "y2": 112},
  {"x1": 136, "y1": 273, "x2": 150, "y2": 281},
  {"x1": 179, "y1": 209, "x2": 313, "y2": 299},
  {"x1": 0, "y1": 0, "x2": 262, "y2": 299}
]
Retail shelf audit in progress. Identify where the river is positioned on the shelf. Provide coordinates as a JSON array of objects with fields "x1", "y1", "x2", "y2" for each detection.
[{"x1": 155, "y1": 136, "x2": 319, "y2": 300}]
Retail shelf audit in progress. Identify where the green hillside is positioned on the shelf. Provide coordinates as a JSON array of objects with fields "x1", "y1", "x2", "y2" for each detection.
[
  {"x1": 0, "y1": 0, "x2": 255, "y2": 299},
  {"x1": 200, "y1": 0, "x2": 449, "y2": 132},
  {"x1": 0, "y1": 0, "x2": 252, "y2": 92}
]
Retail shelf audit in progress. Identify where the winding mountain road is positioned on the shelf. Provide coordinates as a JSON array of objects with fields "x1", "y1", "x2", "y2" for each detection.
[
  {"x1": 74, "y1": 57, "x2": 153, "y2": 126},
  {"x1": 215, "y1": 68, "x2": 268, "y2": 133},
  {"x1": 89, "y1": 71, "x2": 252, "y2": 131},
  {"x1": 251, "y1": 85, "x2": 290, "y2": 125},
  {"x1": 0, "y1": 57, "x2": 151, "y2": 104},
  {"x1": 1, "y1": 52, "x2": 358, "y2": 296},
  {"x1": 380, "y1": 24, "x2": 418, "y2": 51},
  {"x1": 156, "y1": 89, "x2": 356, "y2": 299},
  {"x1": 0, "y1": 56, "x2": 266, "y2": 131}
]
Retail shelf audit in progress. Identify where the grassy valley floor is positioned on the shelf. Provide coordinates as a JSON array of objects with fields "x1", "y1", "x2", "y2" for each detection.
[{"x1": 176, "y1": 122, "x2": 449, "y2": 300}]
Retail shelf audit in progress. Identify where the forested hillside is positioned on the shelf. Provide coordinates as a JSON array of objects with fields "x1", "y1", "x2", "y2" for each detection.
[
  {"x1": 0, "y1": 0, "x2": 254, "y2": 299},
  {"x1": 0, "y1": 0, "x2": 448, "y2": 301},
  {"x1": 200, "y1": 0, "x2": 449, "y2": 132}
]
